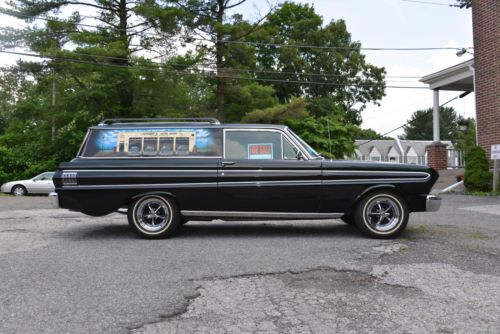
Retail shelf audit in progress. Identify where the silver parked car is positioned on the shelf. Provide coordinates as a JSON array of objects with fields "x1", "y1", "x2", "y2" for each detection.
[{"x1": 0, "y1": 172, "x2": 55, "y2": 196}]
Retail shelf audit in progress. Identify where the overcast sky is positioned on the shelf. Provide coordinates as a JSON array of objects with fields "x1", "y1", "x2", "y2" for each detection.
[{"x1": 0, "y1": 0, "x2": 474, "y2": 137}]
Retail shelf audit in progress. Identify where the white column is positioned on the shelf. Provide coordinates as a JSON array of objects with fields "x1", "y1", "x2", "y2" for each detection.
[{"x1": 433, "y1": 89, "x2": 440, "y2": 142}]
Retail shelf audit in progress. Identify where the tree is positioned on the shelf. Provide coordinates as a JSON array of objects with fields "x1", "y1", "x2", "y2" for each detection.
[
  {"x1": 456, "y1": 0, "x2": 472, "y2": 8},
  {"x1": 247, "y1": 3, "x2": 386, "y2": 124},
  {"x1": 140, "y1": 0, "x2": 274, "y2": 122},
  {"x1": 1, "y1": 0, "x2": 181, "y2": 116},
  {"x1": 400, "y1": 106, "x2": 465, "y2": 143}
]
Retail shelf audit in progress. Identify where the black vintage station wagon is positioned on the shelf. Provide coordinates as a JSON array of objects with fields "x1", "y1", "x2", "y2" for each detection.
[{"x1": 50, "y1": 118, "x2": 441, "y2": 239}]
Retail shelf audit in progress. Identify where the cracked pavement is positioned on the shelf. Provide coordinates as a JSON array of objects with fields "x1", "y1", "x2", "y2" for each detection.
[{"x1": 0, "y1": 194, "x2": 499, "y2": 333}]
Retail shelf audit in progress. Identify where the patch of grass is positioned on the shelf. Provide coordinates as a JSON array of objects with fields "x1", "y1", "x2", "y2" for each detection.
[
  {"x1": 0, "y1": 193, "x2": 11, "y2": 197},
  {"x1": 468, "y1": 231, "x2": 489, "y2": 240}
]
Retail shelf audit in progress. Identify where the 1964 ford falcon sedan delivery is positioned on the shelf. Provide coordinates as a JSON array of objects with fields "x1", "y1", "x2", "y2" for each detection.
[{"x1": 50, "y1": 118, "x2": 441, "y2": 239}]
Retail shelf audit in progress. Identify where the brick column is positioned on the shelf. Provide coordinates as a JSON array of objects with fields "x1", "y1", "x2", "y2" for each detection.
[
  {"x1": 426, "y1": 141, "x2": 448, "y2": 170},
  {"x1": 472, "y1": 1, "x2": 500, "y2": 160}
]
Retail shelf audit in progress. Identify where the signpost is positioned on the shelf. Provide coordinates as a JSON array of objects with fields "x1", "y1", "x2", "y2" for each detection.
[{"x1": 492, "y1": 144, "x2": 500, "y2": 192}]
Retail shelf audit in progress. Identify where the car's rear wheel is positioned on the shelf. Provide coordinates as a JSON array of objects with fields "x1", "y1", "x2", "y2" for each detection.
[
  {"x1": 127, "y1": 195, "x2": 179, "y2": 239},
  {"x1": 11, "y1": 185, "x2": 27, "y2": 196},
  {"x1": 354, "y1": 190, "x2": 408, "y2": 239}
]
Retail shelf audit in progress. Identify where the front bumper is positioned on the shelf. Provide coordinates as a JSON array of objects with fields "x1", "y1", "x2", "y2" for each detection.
[
  {"x1": 49, "y1": 192, "x2": 60, "y2": 209},
  {"x1": 0, "y1": 183, "x2": 9, "y2": 193},
  {"x1": 426, "y1": 195, "x2": 442, "y2": 212}
]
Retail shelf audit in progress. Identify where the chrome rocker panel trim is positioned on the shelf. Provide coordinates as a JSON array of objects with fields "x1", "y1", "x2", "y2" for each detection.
[{"x1": 181, "y1": 210, "x2": 343, "y2": 219}]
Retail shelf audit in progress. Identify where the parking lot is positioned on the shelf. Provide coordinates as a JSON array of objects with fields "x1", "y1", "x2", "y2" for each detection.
[{"x1": 0, "y1": 194, "x2": 499, "y2": 333}]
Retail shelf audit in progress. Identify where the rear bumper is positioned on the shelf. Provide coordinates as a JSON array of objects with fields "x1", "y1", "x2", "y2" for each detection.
[
  {"x1": 426, "y1": 195, "x2": 442, "y2": 212},
  {"x1": 49, "y1": 192, "x2": 60, "y2": 209}
]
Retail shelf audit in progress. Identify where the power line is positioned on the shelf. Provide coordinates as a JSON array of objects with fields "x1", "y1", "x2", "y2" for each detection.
[
  {"x1": 217, "y1": 39, "x2": 467, "y2": 51},
  {"x1": 0, "y1": 50, "x2": 428, "y2": 89},
  {"x1": 0, "y1": 47, "x2": 426, "y2": 82},
  {"x1": 398, "y1": 0, "x2": 460, "y2": 7},
  {"x1": 0, "y1": 10, "x2": 472, "y2": 53},
  {"x1": 358, "y1": 91, "x2": 472, "y2": 145}
]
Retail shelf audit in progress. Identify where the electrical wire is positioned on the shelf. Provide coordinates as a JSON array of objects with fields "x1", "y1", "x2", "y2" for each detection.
[
  {"x1": 398, "y1": 0, "x2": 460, "y2": 7},
  {"x1": 0, "y1": 50, "x2": 429, "y2": 86},
  {"x1": 0, "y1": 50, "x2": 428, "y2": 89},
  {"x1": 0, "y1": 10, "x2": 472, "y2": 52},
  {"x1": 358, "y1": 91, "x2": 472, "y2": 145}
]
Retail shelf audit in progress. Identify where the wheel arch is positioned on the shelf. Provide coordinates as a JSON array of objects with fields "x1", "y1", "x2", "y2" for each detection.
[
  {"x1": 346, "y1": 184, "x2": 403, "y2": 216},
  {"x1": 127, "y1": 191, "x2": 178, "y2": 207},
  {"x1": 11, "y1": 184, "x2": 28, "y2": 195}
]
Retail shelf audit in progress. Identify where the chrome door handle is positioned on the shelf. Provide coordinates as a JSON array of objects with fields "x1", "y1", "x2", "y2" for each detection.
[{"x1": 221, "y1": 161, "x2": 236, "y2": 166}]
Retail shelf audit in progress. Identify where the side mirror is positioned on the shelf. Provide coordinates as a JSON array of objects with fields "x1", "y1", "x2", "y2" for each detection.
[{"x1": 296, "y1": 151, "x2": 305, "y2": 160}]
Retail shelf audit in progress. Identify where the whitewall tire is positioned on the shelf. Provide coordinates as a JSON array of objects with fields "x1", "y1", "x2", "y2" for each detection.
[
  {"x1": 127, "y1": 195, "x2": 179, "y2": 239},
  {"x1": 354, "y1": 191, "x2": 409, "y2": 238}
]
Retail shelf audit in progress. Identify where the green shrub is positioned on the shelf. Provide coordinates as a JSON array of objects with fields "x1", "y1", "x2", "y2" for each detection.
[{"x1": 464, "y1": 146, "x2": 492, "y2": 192}]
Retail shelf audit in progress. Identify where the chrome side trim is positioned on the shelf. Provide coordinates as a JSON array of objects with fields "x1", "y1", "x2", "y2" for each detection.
[
  {"x1": 323, "y1": 170, "x2": 430, "y2": 177},
  {"x1": 181, "y1": 210, "x2": 343, "y2": 219},
  {"x1": 49, "y1": 192, "x2": 60, "y2": 209},
  {"x1": 61, "y1": 177, "x2": 431, "y2": 190},
  {"x1": 426, "y1": 195, "x2": 442, "y2": 212},
  {"x1": 62, "y1": 182, "x2": 217, "y2": 190},
  {"x1": 323, "y1": 177, "x2": 430, "y2": 185}
]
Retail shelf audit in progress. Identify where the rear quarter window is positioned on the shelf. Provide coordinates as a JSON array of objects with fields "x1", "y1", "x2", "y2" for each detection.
[{"x1": 81, "y1": 128, "x2": 222, "y2": 158}]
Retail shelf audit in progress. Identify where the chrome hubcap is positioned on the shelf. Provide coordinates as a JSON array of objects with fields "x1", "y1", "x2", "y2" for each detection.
[
  {"x1": 365, "y1": 196, "x2": 400, "y2": 232},
  {"x1": 135, "y1": 199, "x2": 170, "y2": 232},
  {"x1": 13, "y1": 187, "x2": 25, "y2": 196}
]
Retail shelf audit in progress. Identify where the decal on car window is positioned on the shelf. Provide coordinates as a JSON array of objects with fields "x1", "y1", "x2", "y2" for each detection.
[
  {"x1": 248, "y1": 143, "x2": 273, "y2": 160},
  {"x1": 82, "y1": 128, "x2": 222, "y2": 157}
]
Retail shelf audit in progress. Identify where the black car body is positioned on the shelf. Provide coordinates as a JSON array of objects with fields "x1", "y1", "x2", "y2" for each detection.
[{"x1": 50, "y1": 118, "x2": 441, "y2": 239}]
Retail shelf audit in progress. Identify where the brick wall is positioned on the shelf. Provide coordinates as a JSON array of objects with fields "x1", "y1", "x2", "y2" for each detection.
[
  {"x1": 426, "y1": 142, "x2": 448, "y2": 171},
  {"x1": 472, "y1": 1, "x2": 500, "y2": 160}
]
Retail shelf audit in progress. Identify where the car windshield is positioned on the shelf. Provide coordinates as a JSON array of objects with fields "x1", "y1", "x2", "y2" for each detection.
[{"x1": 287, "y1": 129, "x2": 323, "y2": 159}]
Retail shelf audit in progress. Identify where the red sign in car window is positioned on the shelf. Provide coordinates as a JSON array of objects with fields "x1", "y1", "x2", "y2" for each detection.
[{"x1": 248, "y1": 143, "x2": 273, "y2": 159}]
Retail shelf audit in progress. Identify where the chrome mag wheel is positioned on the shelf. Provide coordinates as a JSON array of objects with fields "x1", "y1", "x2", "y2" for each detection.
[
  {"x1": 128, "y1": 195, "x2": 180, "y2": 239},
  {"x1": 135, "y1": 198, "x2": 170, "y2": 232},
  {"x1": 365, "y1": 196, "x2": 401, "y2": 232}
]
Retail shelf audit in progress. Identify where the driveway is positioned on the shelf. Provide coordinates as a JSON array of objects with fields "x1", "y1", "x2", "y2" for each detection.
[{"x1": 0, "y1": 194, "x2": 499, "y2": 333}]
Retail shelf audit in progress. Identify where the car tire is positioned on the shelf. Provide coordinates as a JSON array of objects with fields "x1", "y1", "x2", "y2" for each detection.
[
  {"x1": 11, "y1": 185, "x2": 27, "y2": 196},
  {"x1": 354, "y1": 190, "x2": 409, "y2": 239},
  {"x1": 127, "y1": 195, "x2": 180, "y2": 239}
]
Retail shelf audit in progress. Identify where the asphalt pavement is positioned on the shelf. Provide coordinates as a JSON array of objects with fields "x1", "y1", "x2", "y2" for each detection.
[{"x1": 0, "y1": 194, "x2": 499, "y2": 333}]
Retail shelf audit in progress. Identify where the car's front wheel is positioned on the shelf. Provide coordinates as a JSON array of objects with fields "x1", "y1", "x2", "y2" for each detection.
[
  {"x1": 127, "y1": 195, "x2": 179, "y2": 239},
  {"x1": 11, "y1": 185, "x2": 27, "y2": 196},
  {"x1": 354, "y1": 190, "x2": 409, "y2": 238}
]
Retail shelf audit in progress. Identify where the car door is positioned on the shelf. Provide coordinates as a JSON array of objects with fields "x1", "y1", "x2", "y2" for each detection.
[
  {"x1": 218, "y1": 129, "x2": 322, "y2": 213},
  {"x1": 31, "y1": 173, "x2": 55, "y2": 193}
]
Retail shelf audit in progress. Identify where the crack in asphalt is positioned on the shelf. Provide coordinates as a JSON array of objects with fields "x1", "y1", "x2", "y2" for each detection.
[{"x1": 129, "y1": 265, "x2": 420, "y2": 334}]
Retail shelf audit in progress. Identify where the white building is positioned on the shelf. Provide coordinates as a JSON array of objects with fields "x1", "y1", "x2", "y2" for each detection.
[{"x1": 351, "y1": 139, "x2": 461, "y2": 167}]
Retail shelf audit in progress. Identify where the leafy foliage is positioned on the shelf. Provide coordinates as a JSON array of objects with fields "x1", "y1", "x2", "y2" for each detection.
[
  {"x1": 400, "y1": 106, "x2": 467, "y2": 144},
  {"x1": 464, "y1": 146, "x2": 492, "y2": 192},
  {"x1": 456, "y1": 0, "x2": 472, "y2": 8}
]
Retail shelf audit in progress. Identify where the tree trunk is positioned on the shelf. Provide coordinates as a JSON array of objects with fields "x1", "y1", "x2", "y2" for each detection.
[
  {"x1": 118, "y1": 0, "x2": 133, "y2": 116},
  {"x1": 215, "y1": 0, "x2": 225, "y2": 123}
]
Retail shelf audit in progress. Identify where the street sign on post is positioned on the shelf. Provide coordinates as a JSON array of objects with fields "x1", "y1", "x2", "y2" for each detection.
[{"x1": 492, "y1": 144, "x2": 500, "y2": 192}]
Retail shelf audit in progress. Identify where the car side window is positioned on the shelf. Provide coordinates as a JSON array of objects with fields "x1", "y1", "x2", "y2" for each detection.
[
  {"x1": 283, "y1": 137, "x2": 298, "y2": 160},
  {"x1": 225, "y1": 130, "x2": 301, "y2": 160}
]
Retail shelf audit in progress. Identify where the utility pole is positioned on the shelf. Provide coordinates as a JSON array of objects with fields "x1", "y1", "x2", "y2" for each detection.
[{"x1": 51, "y1": 76, "x2": 56, "y2": 144}]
